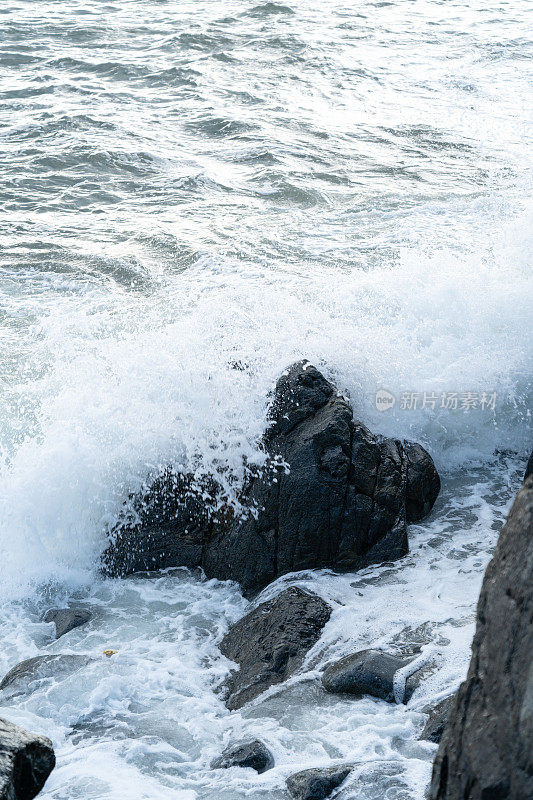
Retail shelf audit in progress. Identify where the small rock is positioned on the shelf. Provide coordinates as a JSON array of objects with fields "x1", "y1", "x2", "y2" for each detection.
[
  {"x1": 322, "y1": 649, "x2": 411, "y2": 703},
  {"x1": 421, "y1": 696, "x2": 455, "y2": 744},
  {"x1": 0, "y1": 716, "x2": 55, "y2": 800},
  {"x1": 211, "y1": 739, "x2": 274, "y2": 773},
  {"x1": 220, "y1": 587, "x2": 331, "y2": 710},
  {"x1": 0, "y1": 655, "x2": 93, "y2": 697},
  {"x1": 43, "y1": 608, "x2": 92, "y2": 639},
  {"x1": 286, "y1": 765, "x2": 352, "y2": 800}
]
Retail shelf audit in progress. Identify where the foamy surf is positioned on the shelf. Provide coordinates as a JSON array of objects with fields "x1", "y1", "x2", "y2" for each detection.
[{"x1": 0, "y1": 0, "x2": 531, "y2": 797}]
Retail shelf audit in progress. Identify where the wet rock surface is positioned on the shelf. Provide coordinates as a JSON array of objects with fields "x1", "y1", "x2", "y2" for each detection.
[
  {"x1": 219, "y1": 587, "x2": 331, "y2": 710},
  {"x1": 322, "y1": 649, "x2": 413, "y2": 703},
  {"x1": 286, "y1": 765, "x2": 352, "y2": 800},
  {"x1": 210, "y1": 739, "x2": 274, "y2": 773},
  {"x1": 0, "y1": 717, "x2": 55, "y2": 800},
  {"x1": 103, "y1": 362, "x2": 440, "y2": 596},
  {"x1": 421, "y1": 696, "x2": 454, "y2": 744},
  {"x1": 0, "y1": 655, "x2": 93, "y2": 698},
  {"x1": 430, "y1": 476, "x2": 533, "y2": 800},
  {"x1": 44, "y1": 608, "x2": 92, "y2": 640}
]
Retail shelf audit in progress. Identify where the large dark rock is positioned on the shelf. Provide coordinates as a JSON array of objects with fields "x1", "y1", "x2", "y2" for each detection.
[
  {"x1": 103, "y1": 362, "x2": 440, "y2": 596},
  {"x1": 322, "y1": 649, "x2": 414, "y2": 703},
  {"x1": 420, "y1": 696, "x2": 455, "y2": 744},
  {"x1": 43, "y1": 608, "x2": 91, "y2": 640},
  {"x1": 430, "y1": 475, "x2": 533, "y2": 800},
  {"x1": 0, "y1": 655, "x2": 93, "y2": 698},
  {"x1": 219, "y1": 587, "x2": 331, "y2": 710},
  {"x1": 0, "y1": 717, "x2": 55, "y2": 800},
  {"x1": 211, "y1": 739, "x2": 274, "y2": 773},
  {"x1": 286, "y1": 765, "x2": 352, "y2": 800}
]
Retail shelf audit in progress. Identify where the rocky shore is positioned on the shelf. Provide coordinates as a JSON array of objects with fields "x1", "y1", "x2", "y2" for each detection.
[{"x1": 0, "y1": 364, "x2": 530, "y2": 800}]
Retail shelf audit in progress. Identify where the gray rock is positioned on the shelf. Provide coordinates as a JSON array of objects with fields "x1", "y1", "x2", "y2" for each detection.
[
  {"x1": 103, "y1": 363, "x2": 440, "y2": 596},
  {"x1": 43, "y1": 608, "x2": 91, "y2": 640},
  {"x1": 322, "y1": 649, "x2": 412, "y2": 703},
  {"x1": 220, "y1": 587, "x2": 331, "y2": 710},
  {"x1": 420, "y1": 696, "x2": 455, "y2": 744},
  {"x1": 211, "y1": 739, "x2": 274, "y2": 773},
  {"x1": 430, "y1": 475, "x2": 533, "y2": 800},
  {"x1": 0, "y1": 717, "x2": 55, "y2": 800},
  {"x1": 0, "y1": 655, "x2": 93, "y2": 697},
  {"x1": 286, "y1": 765, "x2": 352, "y2": 800}
]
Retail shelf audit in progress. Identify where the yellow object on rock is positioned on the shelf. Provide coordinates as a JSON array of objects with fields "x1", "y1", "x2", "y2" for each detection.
[{"x1": 103, "y1": 649, "x2": 118, "y2": 658}]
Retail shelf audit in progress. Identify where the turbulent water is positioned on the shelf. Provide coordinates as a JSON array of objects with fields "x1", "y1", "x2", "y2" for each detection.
[{"x1": 0, "y1": 1, "x2": 531, "y2": 798}]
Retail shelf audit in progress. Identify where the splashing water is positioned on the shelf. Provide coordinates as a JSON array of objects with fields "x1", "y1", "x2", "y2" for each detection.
[{"x1": 0, "y1": 0, "x2": 531, "y2": 797}]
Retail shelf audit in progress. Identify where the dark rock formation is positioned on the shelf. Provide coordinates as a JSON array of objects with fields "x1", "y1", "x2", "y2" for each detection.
[
  {"x1": 103, "y1": 362, "x2": 440, "y2": 596},
  {"x1": 322, "y1": 649, "x2": 415, "y2": 703},
  {"x1": 0, "y1": 655, "x2": 93, "y2": 697},
  {"x1": 0, "y1": 717, "x2": 55, "y2": 800},
  {"x1": 211, "y1": 739, "x2": 274, "y2": 773},
  {"x1": 43, "y1": 608, "x2": 91, "y2": 640},
  {"x1": 421, "y1": 696, "x2": 454, "y2": 744},
  {"x1": 286, "y1": 765, "x2": 352, "y2": 800},
  {"x1": 430, "y1": 475, "x2": 533, "y2": 800},
  {"x1": 219, "y1": 587, "x2": 331, "y2": 710}
]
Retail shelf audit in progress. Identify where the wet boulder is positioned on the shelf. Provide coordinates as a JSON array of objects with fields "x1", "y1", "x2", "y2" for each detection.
[
  {"x1": 0, "y1": 655, "x2": 93, "y2": 698},
  {"x1": 286, "y1": 765, "x2": 352, "y2": 800},
  {"x1": 219, "y1": 587, "x2": 331, "y2": 710},
  {"x1": 43, "y1": 608, "x2": 92, "y2": 640},
  {"x1": 103, "y1": 362, "x2": 440, "y2": 596},
  {"x1": 0, "y1": 717, "x2": 55, "y2": 800},
  {"x1": 211, "y1": 739, "x2": 274, "y2": 773},
  {"x1": 322, "y1": 649, "x2": 412, "y2": 703},
  {"x1": 420, "y1": 696, "x2": 455, "y2": 744},
  {"x1": 430, "y1": 475, "x2": 533, "y2": 800}
]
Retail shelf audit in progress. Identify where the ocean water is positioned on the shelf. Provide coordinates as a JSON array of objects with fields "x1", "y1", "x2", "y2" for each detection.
[{"x1": 0, "y1": 1, "x2": 531, "y2": 797}]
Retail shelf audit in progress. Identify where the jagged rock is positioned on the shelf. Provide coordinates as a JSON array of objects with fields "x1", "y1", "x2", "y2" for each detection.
[
  {"x1": 421, "y1": 696, "x2": 455, "y2": 744},
  {"x1": 430, "y1": 475, "x2": 533, "y2": 800},
  {"x1": 286, "y1": 765, "x2": 352, "y2": 800},
  {"x1": 322, "y1": 649, "x2": 416, "y2": 703},
  {"x1": 43, "y1": 608, "x2": 92, "y2": 640},
  {"x1": 211, "y1": 739, "x2": 274, "y2": 773},
  {"x1": 0, "y1": 717, "x2": 55, "y2": 800},
  {"x1": 0, "y1": 655, "x2": 93, "y2": 697},
  {"x1": 103, "y1": 362, "x2": 440, "y2": 596},
  {"x1": 219, "y1": 587, "x2": 331, "y2": 710}
]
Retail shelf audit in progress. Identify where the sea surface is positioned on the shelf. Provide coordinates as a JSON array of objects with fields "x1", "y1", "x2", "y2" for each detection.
[{"x1": 0, "y1": 1, "x2": 531, "y2": 798}]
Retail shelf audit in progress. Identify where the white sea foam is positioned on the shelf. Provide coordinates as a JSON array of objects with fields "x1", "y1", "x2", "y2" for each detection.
[{"x1": 0, "y1": 0, "x2": 531, "y2": 797}]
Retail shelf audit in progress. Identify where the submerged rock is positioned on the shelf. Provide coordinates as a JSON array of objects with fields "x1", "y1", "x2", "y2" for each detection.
[
  {"x1": 102, "y1": 362, "x2": 440, "y2": 596},
  {"x1": 420, "y1": 696, "x2": 455, "y2": 744},
  {"x1": 322, "y1": 649, "x2": 412, "y2": 703},
  {"x1": 0, "y1": 717, "x2": 55, "y2": 800},
  {"x1": 211, "y1": 739, "x2": 274, "y2": 773},
  {"x1": 43, "y1": 608, "x2": 92, "y2": 640},
  {"x1": 219, "y1": 587, "x2": 331, "y2": 710},
  {"x1": 286, "y1": 765, "x2": 352, "y2": 800},
  {"x1": 0, "y1": 655, "x2": 93, "y2": 697},
  {"x1": 430, "y1": 475, "x2": 533, "y2": 800}
]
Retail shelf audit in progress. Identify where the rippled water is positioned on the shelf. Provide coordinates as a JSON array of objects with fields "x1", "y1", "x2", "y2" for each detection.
[{"x1": 0, "y1": 1, "x2": 531, "y2": 798}]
